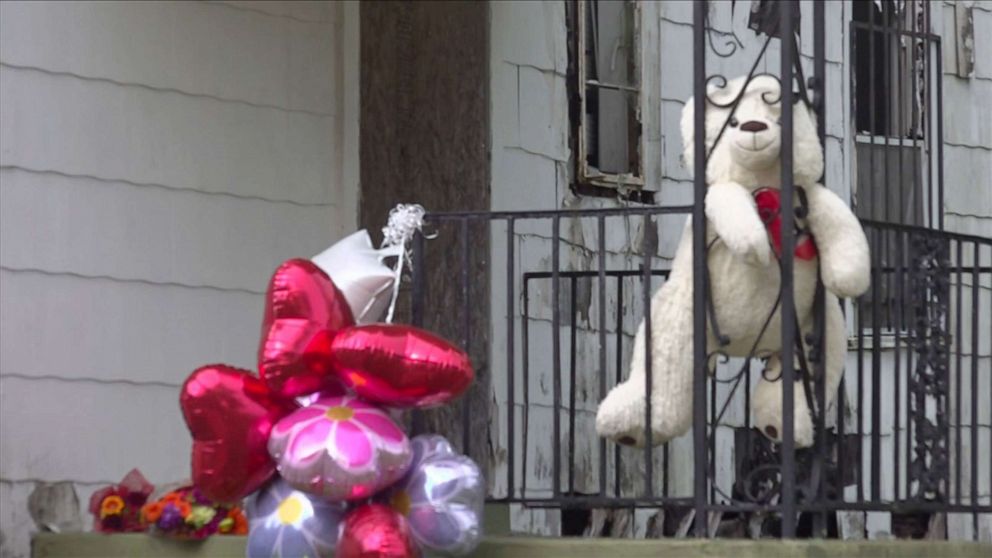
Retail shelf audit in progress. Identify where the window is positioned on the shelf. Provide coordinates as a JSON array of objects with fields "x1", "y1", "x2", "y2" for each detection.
[
  {"x1": 851, "y1": 0, "x2": 929, "y2": 227},
  {"x1": 850, "y1": 0, "x2": 943, "y2": 333},
  {"x1": 568, "y1": 0, "x2": 644, "y2": 196}
]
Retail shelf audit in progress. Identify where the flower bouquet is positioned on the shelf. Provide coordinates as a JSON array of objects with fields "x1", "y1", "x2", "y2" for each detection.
[
  {"x1": 88, "y1": 469, "x2": 154, "y2": 533},
  {"x1": 140, "y1": 485, "x2": 247, "y2": 540}
]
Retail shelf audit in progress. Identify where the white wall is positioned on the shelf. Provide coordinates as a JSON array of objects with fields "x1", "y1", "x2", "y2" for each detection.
[
  {"x1": 940, "y1": 1, "x2": 992, "y2": 239},
  {"x1": 0, "y1": 2, "x2": 358, "y2": 556},
  {"x1": 937, "y1": 0, "x2": 992, "y2": 542}
]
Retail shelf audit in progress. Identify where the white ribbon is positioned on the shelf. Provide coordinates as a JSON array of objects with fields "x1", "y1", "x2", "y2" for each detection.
[{"x1": 380, "y1": 204, "x2": 432, "y2": 323}]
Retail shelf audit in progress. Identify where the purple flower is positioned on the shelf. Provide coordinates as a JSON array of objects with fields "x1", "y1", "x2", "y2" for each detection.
[
  {"x1": 382, "y1": 435, "x2": 484, "y2": 556},
  {"x1": 247, "y1": 477, "x2": 347, "y2": 558},
  {"x1": 191, "y1": 487, "x2": 210, "y2": 506},
  {"x1": 157, "y1": 505, "x2": 184, "y2": 531}
]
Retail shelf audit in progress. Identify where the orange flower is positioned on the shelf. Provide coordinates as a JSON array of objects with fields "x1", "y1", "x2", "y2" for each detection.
[
  {"x1": 173, "y1": 500, "x2": 192, "y2": 518},
  {"x1": 141, "y1": 502, "x2": 164, "y2": 523},
  {"x1": 100, "y1": 495, "x2": 125, "y2": 518},
  {"x1": 163, "y1": 491, "x2": 185, "y2": 504},
  {"x1": 230, "y1": 509, "x2": 249, "y2": 535}
]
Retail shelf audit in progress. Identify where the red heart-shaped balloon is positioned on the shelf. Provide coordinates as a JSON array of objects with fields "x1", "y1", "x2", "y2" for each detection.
[
  {"x1": 180, "y1": 365, "x2": 296, "y2": 503},
  {"x1": 337, "y1": 504, "x2": 419, "y2": 558},
  {"x1": 259, "y1": 259, "x2": 355, "y2": 399},
  {"x1": 331, "y1": 324, "x2": 474, "y2": 409}
]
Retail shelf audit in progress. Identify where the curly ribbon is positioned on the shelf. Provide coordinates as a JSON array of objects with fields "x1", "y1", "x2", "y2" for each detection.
[{"x1": 381, "y1": 204, "x2": 433, "y2": 323}]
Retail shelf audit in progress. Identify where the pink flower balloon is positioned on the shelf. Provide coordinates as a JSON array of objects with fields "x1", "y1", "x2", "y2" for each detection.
[{"x1": 268, "y1": 396, "x2": 412, "y2": 502}]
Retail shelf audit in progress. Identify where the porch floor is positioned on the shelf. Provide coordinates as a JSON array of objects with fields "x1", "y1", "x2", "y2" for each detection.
[{"x1": 31, "y1": 533, "x2": 992, "y2": 557}]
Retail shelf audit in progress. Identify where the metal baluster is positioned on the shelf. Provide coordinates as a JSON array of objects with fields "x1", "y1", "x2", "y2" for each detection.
[
  {"x1": 870, "y1": 231, "x2": 883, "y2": 502},
  {"x1": 971, "y1": 242, "x2": 980, "y2": 538},
  {"x1": 642, "y1": 213, "x2": 654, "y2": 497},
  {"x1": 598, "y1": 216, "x2": 608, "y2": 498},
  {"x1": 779, "y1": 1, "x2": 798, "y2": 537},
  {"x1": 506, "y1": 219, "x2": 516, "y2": 499},
  {"x1": 857, "y1": 251, "x2": 867, "y2": 504},
  {"x1": 955, "y1": 239, "x2": 964, "y2": 506},
  {"x1": 552, "y1": 215, "x2": 562, "y2": 499},
  {"x1": 894, "y1": 230, "x2": 904, "y2": 501},
  {"x1": 569, "y1": 274, "x2": 578, "y2": 496},
  {"x1": 522, "y1": 271, "x2": 531, "y2": 500},
  {"x1": 412, "y1": 230, "x2": 426, "y2": 435},
  {"x1": 692, "y1": 0, "x2": 709, "y2": 537},
  {"x1": 461, "y1": 218, "x2": 472, "y2": 456},
  {"x1": 813, "y1": 0, "x2": 829, "y2": 535},
  {"x1": 615, "y1": 275, "x2": 624, "y2": 498}
]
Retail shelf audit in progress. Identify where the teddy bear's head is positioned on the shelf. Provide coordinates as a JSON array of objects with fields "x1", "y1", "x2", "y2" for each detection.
[{"x1": 680, "y1": 75, "x2": 823, "y2": 187}]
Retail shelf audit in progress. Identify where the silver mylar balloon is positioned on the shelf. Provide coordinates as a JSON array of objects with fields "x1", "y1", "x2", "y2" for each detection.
[
  {"x1": 246, "y1": 477, "x2": 346, "y2": 558},
  {"x1": 311, "y1": 230, "x2": 401, "y2": 324},
  {"x1": 383, "y1": 435, "x2": 485, "y2": 556}
]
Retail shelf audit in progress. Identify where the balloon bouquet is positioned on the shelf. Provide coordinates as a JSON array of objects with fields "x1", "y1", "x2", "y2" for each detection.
[{"x1": 178, "y1": 205, "x2": 485, "y2": 558}]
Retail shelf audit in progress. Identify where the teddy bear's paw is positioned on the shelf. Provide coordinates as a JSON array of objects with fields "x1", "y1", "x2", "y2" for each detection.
[
  {"x1": 752, "y1": 381, "x2": 814, "y2": 448},
  {"x1": 821, "y1": 258, "x2": 871, "y2": 299},
  {"x1": 756, "y1": 411, "x2": 814, "y2": 448},
  {"x1": 595, "y1": 382, "x2": 686, "y2": 448},
  {"x1": 719, "y1": 220, "x2": 771, "y2": 267}
]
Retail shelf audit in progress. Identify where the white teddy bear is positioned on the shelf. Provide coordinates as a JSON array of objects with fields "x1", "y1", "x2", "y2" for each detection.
[{"x1": 595, "y1": 75, "x2": 870, "y2": 448}]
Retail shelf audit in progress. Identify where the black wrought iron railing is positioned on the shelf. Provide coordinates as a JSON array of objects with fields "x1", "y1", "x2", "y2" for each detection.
[{"x1": 406, "y1": 0, "x2": 990, "y2": 541}]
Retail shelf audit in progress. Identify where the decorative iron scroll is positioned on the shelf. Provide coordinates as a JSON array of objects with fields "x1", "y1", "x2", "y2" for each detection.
[{"x1": 908, "y1": 232, "x2": 950, "y2": 500}]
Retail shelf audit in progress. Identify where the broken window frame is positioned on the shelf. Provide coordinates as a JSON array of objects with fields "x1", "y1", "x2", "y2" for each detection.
[{"x1": 571, "y1": 0, "x2": 645, "y2": 194}]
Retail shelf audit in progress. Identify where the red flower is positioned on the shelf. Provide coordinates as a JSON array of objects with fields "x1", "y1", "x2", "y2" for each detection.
[
  {"x1": 101, "y1": 515, "x2": 124, "y2": 531},
  {"x1": 88, "y1": 469, "x2": 155, "y2": 533}
]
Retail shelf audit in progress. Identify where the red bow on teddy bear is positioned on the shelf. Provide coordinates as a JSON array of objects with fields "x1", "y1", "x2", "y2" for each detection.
[{"x1": 753, "y1": 187, "x2": 818, "y2": 261}]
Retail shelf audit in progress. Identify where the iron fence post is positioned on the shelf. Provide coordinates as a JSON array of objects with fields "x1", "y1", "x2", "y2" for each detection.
[
  {"x1": 692, "y1": 0, "x2": 709, "y2": 538},
  {"x1": 779, "y1": 0, "x2": 798, "y2": 538}
]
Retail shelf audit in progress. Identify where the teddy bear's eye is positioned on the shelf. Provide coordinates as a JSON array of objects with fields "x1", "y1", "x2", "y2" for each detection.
[{"x1": 729, "y1": 117, "x2": 739, "y2": 128}]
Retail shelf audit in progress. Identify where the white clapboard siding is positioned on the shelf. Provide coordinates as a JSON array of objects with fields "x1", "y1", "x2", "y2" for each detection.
[
  {"x1": 0, "y1": 269, "x2": 262, "y2": 386},
  {"x1": 0, "y1": 66, "x2": 341, "y2": 206},
  {"x1": 214, "y1": 1, "x2": 338, "y2": 23},
  {"x1": 0, "y1": 168, "x2": 338, "y2": 292},
  {"x1": 0, "y1": 377, "x2": 191, "y2": 483},
  {"x1": 0, "y1": 0, "x2": 339, "y2": 114},
  {"x1": 0, "y1": 2, "x2": 358, "y2": 557}
]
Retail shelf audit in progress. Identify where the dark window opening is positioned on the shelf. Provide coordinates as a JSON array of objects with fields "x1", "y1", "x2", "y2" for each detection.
[{"x1": 852, "y1": 0, "x2": 924, "y2": 140}]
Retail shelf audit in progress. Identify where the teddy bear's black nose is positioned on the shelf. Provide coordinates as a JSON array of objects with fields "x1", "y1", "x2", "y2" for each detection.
[
  {"x1": 618, "y1": 436, "x2": 636, "y2": 446},
  {"x1": 740, "y1": 120, "x2": 768, "y2": 133}
]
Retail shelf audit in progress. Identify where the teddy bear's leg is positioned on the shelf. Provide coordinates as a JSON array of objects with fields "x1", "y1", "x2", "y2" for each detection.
[
  {"x1": 751, "y1": 354, "x2": 815, "y2": 447},
  {"x1": 818, "y1": 293, "x2": 848, "y2": 415},
  {"x1": 595, "y1": 280, "x2": 695, "y2": 448},
  {"x1": 752, "y1": 293, "x2": 847, "y2": 448}
]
